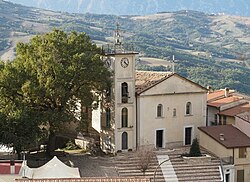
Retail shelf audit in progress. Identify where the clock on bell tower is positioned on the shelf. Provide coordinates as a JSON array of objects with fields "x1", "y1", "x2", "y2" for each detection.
[{"x1": 100, "y1": 23, "x2": 138, "y2": 153}]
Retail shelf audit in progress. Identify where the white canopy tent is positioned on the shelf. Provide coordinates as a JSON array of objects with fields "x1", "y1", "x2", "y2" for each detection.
[{"x1": 19, "y1": 156, "x2": 80, "y2": 179}]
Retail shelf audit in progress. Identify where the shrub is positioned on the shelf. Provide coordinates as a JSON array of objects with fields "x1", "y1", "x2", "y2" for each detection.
[
  {"x1": 65, "y1": 140, "x2": 80, "y2": 150},
  {"x1": 189, "y1": 138, "x2": 202, "y2": 157}
]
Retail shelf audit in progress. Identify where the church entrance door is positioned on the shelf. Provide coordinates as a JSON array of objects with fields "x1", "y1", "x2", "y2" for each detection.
[
  {"x1": 156, "y1": 130, "x2": 163, "y2": 148},
  {"x1": 185, "y1": 127, "x2": 192, "y2": 145},
  {"x1": 122, "y1": 132, "x2": 128, "y2": 150}
]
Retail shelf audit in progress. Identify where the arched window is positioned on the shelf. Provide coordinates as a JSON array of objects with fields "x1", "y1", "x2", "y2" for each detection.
[
  {"x1": 186, "y1": 102, "x2": 192, "y2": 115},
  {"x1": 121, "y1": 107, "x2": 128, "y2": 127},
  {"x1": 157, "y1": 104, "x2": 163, "y2": 117},
  {"x1": 122, "y1": 132, "x2": 128, "y2": 150},
  {"x1": 173, "y1": 108, "x2": 176, "y2": 117},
  {"x1": 121, "y1": 82, "x2": 128, "y2": 103},
  {"x1": 106, "y1": 108, "x2": 111, "y2": 128}
]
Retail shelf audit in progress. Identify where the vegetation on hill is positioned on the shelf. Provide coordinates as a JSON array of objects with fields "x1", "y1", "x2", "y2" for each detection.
[{"x1": 1, "y1": 1, "x2": 250, "y2": 94}]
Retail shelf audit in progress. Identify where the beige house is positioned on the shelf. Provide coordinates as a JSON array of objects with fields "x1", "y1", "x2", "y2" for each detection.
[
  {"x1": 207, "y1": 88, "x2": 250, "y2": 126},
  {"x1": 92, "y1": 46, "x2": 208, "y2": 153},
  {"x1": 199, "y1": 125, "x2": 250, "y2": 182}
]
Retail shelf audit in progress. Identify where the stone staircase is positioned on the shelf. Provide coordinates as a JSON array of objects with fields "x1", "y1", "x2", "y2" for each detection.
[
  {"x1": 159, "y1": 147, "x2": 223, "y2": 182},
  {"x1": 115, "y1": 151, "x2": 165, "y2": 182},
  {"x1": 115, "y1": 147, "x2": 223, "y2": 182}
]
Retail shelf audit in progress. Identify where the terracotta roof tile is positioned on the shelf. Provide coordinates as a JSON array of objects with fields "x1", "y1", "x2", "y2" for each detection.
[
  {"x1": 198, "y1": 125, "x2": 250, "y2": 148},
  {"x1": 219, "y1": 103, "x2": 250, "y2": 116},
  {"x1": 15, "y1": 177, "x2": 150, "y2": 182},
  {"x1": 207, "y1": 89, "x2": 235, "y2": 102},
  {"x1": 135, "y1": 71, "x2": 172, "y2": 94},
  {"x1": 207, "y1": 96, "x2": 241, "y2": 107}
]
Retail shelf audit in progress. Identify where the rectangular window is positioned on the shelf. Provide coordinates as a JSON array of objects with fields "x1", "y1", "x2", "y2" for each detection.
[
  {"x1": 239, "y1": 148, "x2": 247, "y2": 158},
  {"x1": 219, "y1": 115, "x2": 222, "y2": 125},
  {"x1": 214, "y1": 114, "x2": 218, "y2": 125},
  {"x1": 223, "y1": 116, "x2": 227, "y2": 125},
  {"x1": 173, "y1": 108, "x2": 176, "y2": 117},
  {"x1": 237, "y1": 170, "x2": 244, "y2": 182}
]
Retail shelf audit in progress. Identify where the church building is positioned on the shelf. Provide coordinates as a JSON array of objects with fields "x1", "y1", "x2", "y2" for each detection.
[{"x1": 92, "y1": 27, "x2": 207, "y2": 153}]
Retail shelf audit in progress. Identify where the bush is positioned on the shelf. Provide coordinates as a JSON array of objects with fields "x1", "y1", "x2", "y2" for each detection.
[
  {"x1": 64, "y1": 140, "x2": 80, "y2": 150},
  {"x1": 189, "y1": 138, "x2": 202, "y2": 157}
]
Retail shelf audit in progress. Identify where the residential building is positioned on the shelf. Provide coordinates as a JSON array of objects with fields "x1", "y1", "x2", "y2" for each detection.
[
  {"x1": 207, "y1": 88, "x2": 250, "y2": 126},
  {"x1": 199, "y1": 125, "x2": 250, "y2": 182}
]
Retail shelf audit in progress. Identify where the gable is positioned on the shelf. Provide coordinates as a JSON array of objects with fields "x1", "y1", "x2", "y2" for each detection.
[{"x1": 139, "y1": 74, "x2": 207, "y2": 96}]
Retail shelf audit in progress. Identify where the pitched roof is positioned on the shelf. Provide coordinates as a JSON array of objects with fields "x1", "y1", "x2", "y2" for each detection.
[
  {"x1": 207, "y1": 96, "x2": 241, "y2": 108},
  {"x1": 135, "y1": 71, "x2": 207, "y2": 94},
  {"x1": 135, "y1": 71, "x2": 173, "y2": 94},
  {"x1": 198, "y1": 125, "x2": 250, "y2": 148},
  {"x1": 15, "y1": 177, "x2": 150, "y2": 182},
  {"x1": 207, "y1": 89, "x2": 235, "y2": 102},
  {"x1": 219, "y1": 103, "x2": 250, "y2": 116}
]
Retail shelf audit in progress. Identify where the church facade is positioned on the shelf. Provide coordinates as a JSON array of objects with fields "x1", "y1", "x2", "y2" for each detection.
[{"x1": 92, "y1": 50, "x2": 207, "y2": 153}]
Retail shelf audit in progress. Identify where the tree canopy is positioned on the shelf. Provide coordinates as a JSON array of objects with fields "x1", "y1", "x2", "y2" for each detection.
[{"x1": 0, "y1": 29, "x2": 111, "y2": 157}]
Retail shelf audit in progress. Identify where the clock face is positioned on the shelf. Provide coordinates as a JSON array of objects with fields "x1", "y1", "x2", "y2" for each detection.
[
  {"x1": 121, "y1": 57, "x2": 129, "y2": 68},
  {"x1": 105, "y1": 57, "x2": 111, "y2": 67}
]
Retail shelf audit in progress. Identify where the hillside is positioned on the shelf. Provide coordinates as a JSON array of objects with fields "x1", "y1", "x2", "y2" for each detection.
[
  {"x1": 1, "y1": 1, "x2": 250, "y2": 94},
  {"x1": 7, "y1": 0, "x2": 250, "y2": 17}
]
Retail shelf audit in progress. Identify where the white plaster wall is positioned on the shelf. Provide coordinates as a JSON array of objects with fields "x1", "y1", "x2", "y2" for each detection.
[{"x1": 138, "y1": 91, "x2": 206, "y2": 147}]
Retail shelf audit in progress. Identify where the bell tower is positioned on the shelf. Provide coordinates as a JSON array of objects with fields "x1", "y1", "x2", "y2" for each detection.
[{"x1": 100, "y1": 24, "x2": 138, "y2": 153}]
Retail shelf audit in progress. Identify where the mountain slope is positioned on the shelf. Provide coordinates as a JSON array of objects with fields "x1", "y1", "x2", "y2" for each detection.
[
  {"x1": 1, "y1": 1, "x2": 250, "y2": 94},
  {"x1": 6, "y1": 0, "x2": 250, "y2": 16}
]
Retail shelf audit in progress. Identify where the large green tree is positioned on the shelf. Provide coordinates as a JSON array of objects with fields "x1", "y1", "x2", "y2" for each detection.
[{"x1": 0, "y1": 30, "x2": 111, "y2": 157}]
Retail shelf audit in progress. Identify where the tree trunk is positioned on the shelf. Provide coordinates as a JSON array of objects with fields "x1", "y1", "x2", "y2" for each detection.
[
  {"x1": 15, "y1": 146, "x2": 22, "y2": 160},
  {"x1": 46, "y1": 132, "x2": 56, "y2": 156}
]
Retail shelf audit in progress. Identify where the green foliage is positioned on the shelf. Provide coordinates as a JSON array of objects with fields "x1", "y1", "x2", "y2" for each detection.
[
  {"x1": 189, "y1": 138, "x2": 202, "y2": 157},
  {"x1": 0, "y1": 29, "x2": 111, "y2": 156},
  {"x1": 64, "y1": 140, "x2": 80, "y2": 150},
  {"x1": 0, "y1": 109, "x2": 42, "y2": 158}
]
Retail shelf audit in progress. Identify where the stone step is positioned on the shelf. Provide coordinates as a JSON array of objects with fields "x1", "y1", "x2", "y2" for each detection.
[
  {"x1": 116, "y1": 164, "x2": 158, "y2": 168},
  {"x1": 177, "y1": 172, "x2": 222, "y2": 179},
  {"x1": 174, "y1": 166, "x2": 220, "y2": 171},
  {"x1": 116, "y1": 159, "x2": 159, "y2": 164},
  {"x1": 116, "y1": 161, "x2": 220, "y2": 168}
]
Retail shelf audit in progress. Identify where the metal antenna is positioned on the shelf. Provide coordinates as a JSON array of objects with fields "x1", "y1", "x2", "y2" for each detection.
[
  {"x1": 114, "y1": 22, "x2": 124, "y2": 52},
  {"x1": 172, "y1": 55, "x2": 175, "y2": 73}
]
